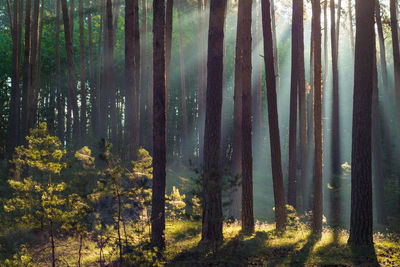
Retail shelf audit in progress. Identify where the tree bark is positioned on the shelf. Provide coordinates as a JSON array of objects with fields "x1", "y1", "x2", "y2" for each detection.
[
  {"x1": 21, "y1": 0, "x2": 31, "y2": 144},
  {"x1": 288, "y1": 0, "x2": 303, "y2": 209},
  {"x1": 88, "y1": 0, "x2": 96, "y2": 135},
  {"x1": 61, "y1": 0, "x2": 80, "y2": 140},
  {"x1": 79, "y1": 0, "x2": 86, "y2": 138},
  {"x1": 348, "y1": 0, "x2": 375, "y2": 247},
  {"x1": 8, "y1": 0, "x2": 22, "y2": 157},
  {"x1": 125, "y1": 0, "x2": 140, "y2": 160},
  {"x1": 262, "y1": 0, "x2": 287, "y2": 230},
  {"x1": 151, "y1": 0, "x2": 167, "y2": 250},
  {"x1": 312, "y1": 0, "x2": 323, "y2": 236},
  {"x1": 177, "y1": 0, "x2": 188, "y2": 158},
  {"x1": 236, "y1": 0, "x2": 254, "y2": 233},
  {"x1": 201, "y1": 0, "x2": 227, "y2": 244},
  {"x1": 139, "y1": 0, "x2": 148, "y2": 147}
]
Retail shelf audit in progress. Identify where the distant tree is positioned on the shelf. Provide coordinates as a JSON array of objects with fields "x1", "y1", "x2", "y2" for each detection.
[
  {"x1": 79, "y1": 0, "x2": 87, "y2": 138},
  {"x1": 125, "y1": 0, "x2": 140, "y2": 160},
  {"x1": 261, "y1": 0, "x2": 287, "y2": 230},
  {"x1": 348, "y1": 0, "x2": 375, "y2": 246},
  {"x1": 61, "y1": 0, "x2": 80, "y2": 141},
  {"x1": 330, "y1": 0, "x2": 341, "y2": 229},
  {"x1": 201, "y1": 0, "x2": 227, "y2": 244},
  {"x1": 151, "y1": 0, "x2": 167, "y2": 250},
  {"x1": 312, "y1": 0, "x2": 323, "y2": 236}
]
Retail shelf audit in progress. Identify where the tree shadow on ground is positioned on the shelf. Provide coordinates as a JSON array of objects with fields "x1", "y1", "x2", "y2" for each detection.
[{"x1": 166, "y1": 229, "x2": 297, "y2": 267}]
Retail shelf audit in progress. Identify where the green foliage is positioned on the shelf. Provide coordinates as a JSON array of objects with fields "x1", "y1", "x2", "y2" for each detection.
[
  {"x1": 4, "y1": 123, "x2": 69, "y2": 229},
  {"x1": 2, "y1": 245, "x2": 34, "y2": 267},
  {"x1": 166, "y1": 186, "x2": 186, "y2": 219}
]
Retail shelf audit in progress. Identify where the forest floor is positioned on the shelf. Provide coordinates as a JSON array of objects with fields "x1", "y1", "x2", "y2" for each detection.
[{"x1": 2, "y1": 220, "x2": 400, "y2": 266}]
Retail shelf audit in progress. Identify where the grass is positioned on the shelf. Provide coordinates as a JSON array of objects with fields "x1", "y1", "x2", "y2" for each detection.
[{"x1": 2, "y1": 220, "x2": 400, "y2": 266}]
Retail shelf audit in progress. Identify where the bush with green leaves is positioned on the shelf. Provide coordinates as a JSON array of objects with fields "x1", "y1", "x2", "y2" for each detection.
[{"x1": 166, "y1": 186, "x2": 186, "y2": 219}]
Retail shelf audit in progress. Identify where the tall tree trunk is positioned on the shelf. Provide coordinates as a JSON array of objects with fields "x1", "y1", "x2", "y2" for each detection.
[
  {"x1": 151, "y1": 0, "x2": 167, "y2": 250},
  {"x1": 288, "y1": 0, "x2": 302, "y2": 209},
  {"x1": 201, "y1": 0, "x2": 227, "y2": 244},
  {"x1": 348, "y1": 0, "x2": 375, "y2": 247},
  {"x1": 390, "y1": 0, "x2": 400, "y2": 196},
  {"x1": 56, "y1": 0, "x2": 64, "y2": 143},
  {"x1": 330, "y1": 0, "x2": 341, "y2": 230},
  {"x1": 96, "y1": 7, "x2": 103, "y2": 138},
  {"x1": 312, "y1": 0, "x2": 323, "y2": 236},
  {"x1": 79, "y1": 0, "x2": 86, "y2": 138},
  {"x1": 125, "y1": 0, "x2": 140, "y2": 160},
  {"x1": 8, "y1": 0, "x2": 22, "y2": 157},
  {"x1": 133, "y1": 0, "x2": 140, "y2": 152},
  {"x1": 323, "y1": 0, "x2": 328, "y2": 94},
  {"x1": 235, "y1": 0, "x2": 253, "y2": 233},
  {"x1": 297, "y1": 0, "x2": 308, "y2": 213},
  {"x1": 165, "y1": 0, "x2": 173, "y2": 111},
  {"x1": 262, "y1": 0, "x2": 286, "y2": 230},
  {"x1": 177, "y1": 0, "x2": 188, "y2": 158},
  {"x1": 271, "y1": 0, "x2": 279, "y2": 89},
  {"x1": 88, "y1": 0, "x2": 96, "y2": 135},
  {"x1": 61, "y1": 0, "x2": 80, "y2": 141},
  {"x1": 140, "y1": 0, "x2": 148, "y2": 147},
  {"x1": 372, "y1": 34, "x2": 389, "y2": 226},
  {"x1": 22, "y1": 0, "x2": 31, "y2": 143}
]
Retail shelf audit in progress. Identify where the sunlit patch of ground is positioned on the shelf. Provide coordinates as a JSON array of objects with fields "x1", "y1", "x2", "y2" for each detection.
[{"x1": 2, "y1": 220, "x2": 400, "y2": 266}]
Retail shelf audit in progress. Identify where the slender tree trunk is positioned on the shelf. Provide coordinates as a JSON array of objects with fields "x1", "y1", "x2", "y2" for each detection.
[
  {"x1": 88, "y1": 0, "x2": 96, "y2": 135},
  {"x1": 78, "y1": 234, "x2": 83, "y2": 267},
  {"x1": 125, "y1": 0, "x2": 140, "y2": 160},
  {"x1": 235, "y1": 0, "x2": 254, "y2": 233},
  {"x1": 177, "y1": 0, "x2": 188, "y2": 158},
  {"x1": 165, "y1": 0, "x2": 173, "y2": 111},
  {"x1": 348, "y1": 0, "x2": 375, "y2": 247},
  {"x1": 297, "y1": 0, "x2": 308, "y2": 214},
  {"x1": 79, "y1": 0, "x2": 86, "y2": 138},
  {"x1": 323, "y1": 0, "x2": 328, "y2": 94},
  {"x1": 271, "y1": 0, "x2": 279, "y2": 89},
  {"x1": 21, "y1": 0, "x2": 31, "y2": 143},
  {"x1": 262, "y1": 0, "x2": 286, "y2": 230},
  {"x1": 390, "y1": 0, "x2": 400, "y2": 196},
  {"x1": 133, "y1": 0, "x2": 140, "y2": 152},
  {"x1": 61, "y1": 0, "x2": 80, "y2": 140},
  {"x1": 140, "y1": 0, "x2": 148, "y2": 147},
  {"x1": 288, "y1": 0, "x2": 302, "y2": 209},
  {"x1": 372, "y1": 35, "x2": 389, "y2": 226},
  {"x1": 151, "y1": 0, "x2": 167, "y2": 250},
  {"x1": 55, "y1": 0, "x2": 65, "y2": 142},
  {"x1": 231, "y1": 0, "x2": 243, "y2": 220},
  {"x1": 330, "y1": 0, "x2": 341, "y2": 230},
  {"x1": 201, "y1": 0, "x2": 227, "y2": 244},
  {"x1": 50, "y1": 221, "x2": 56, "y2": 267},
  {"x1": 8, "y1": 0, "x2": 22, "y2": 157},
  {"x1": 312, "y1": 0, "x2": 323, "y2": 236},
  {"x1": 96, "y1": 6, "x2": 103, "y2": 138}
]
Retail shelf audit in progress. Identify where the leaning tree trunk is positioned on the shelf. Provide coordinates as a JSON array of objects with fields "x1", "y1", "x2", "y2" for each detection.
[
  {"x1": 201, "y1": 0, "x2": 227, "y2": 245},
  {"x1": 312, "y1": 0, "x2": 323, "y2": 236},
  {"x1": 262, "y1": 0, "x2": 287, "y2": 230},
  {"x1": 348, "y1": 0, "x2": 375, "y2": 247},
  {"x1": 151, "y1": 0, "x2": 167, "y2": 250}
]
